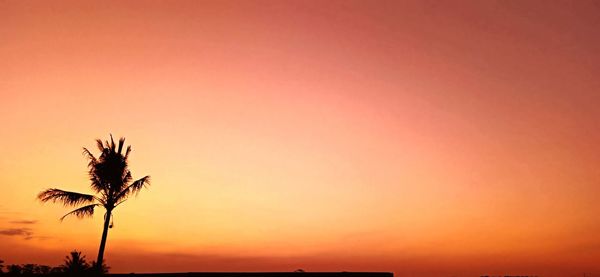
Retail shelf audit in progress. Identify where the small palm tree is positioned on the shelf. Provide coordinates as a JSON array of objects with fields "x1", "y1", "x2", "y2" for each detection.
[
  {"x1": 38, "y1": 135, "x2": 150, "y2": 272},
  {"x1": 61, "y1": 250, "x2": 90, "y2": 274}
]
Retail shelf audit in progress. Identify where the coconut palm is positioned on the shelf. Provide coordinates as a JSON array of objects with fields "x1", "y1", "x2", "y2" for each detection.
[{"x1": 38, "y1": 135, "x2": 150, "y2": 272}]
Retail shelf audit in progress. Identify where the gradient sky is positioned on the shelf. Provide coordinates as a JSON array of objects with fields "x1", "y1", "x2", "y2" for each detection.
[{"x1": 1, "y1": 1, "x2": 600, "y2": 276}]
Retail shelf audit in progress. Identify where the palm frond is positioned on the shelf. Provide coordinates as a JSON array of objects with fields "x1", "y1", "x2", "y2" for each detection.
[
  {"x1": 117, "y1": 137, "x2": 125, "y2": 154},
  {"x1": 96, "y1": 139, "x2": 105, "y2": 152},
  {"x1": 82, "y1": 148, "x2": 97, "y2": 166},
  {"x1": 114, "y1": 175, "x2": 150, "y2": 202},
  {"x1": 38, "y1": 189, "x2": 95, "y2": 207},
  {"x1": 129, "y1": 175, "x2": 150, "y2": 194},
  {"x1": 109, "y1": 134, "x2": 116, "y2": 151},
  {"x1": 124, "y1": 146, "x2": 131, "y2": 160},
  {"x1": 88, "y1": 173, "x2": 107, "y2": 194},
  {"x1": 60, "y1": 204, "x2": 100, "y2": 221},
  {"x1": 122, "y1": 170, "x2": 132, "y2": 185}
]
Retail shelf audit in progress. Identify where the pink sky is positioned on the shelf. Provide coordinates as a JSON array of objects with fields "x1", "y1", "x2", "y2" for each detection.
[{"x1": 1, "y1": 1, "x2": 600, "y2": 276}]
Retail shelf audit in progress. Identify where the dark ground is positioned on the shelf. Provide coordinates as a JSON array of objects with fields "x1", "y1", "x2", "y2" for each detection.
[{"x1": 108, "y1": 272, "x2": 393, "y2": 277}]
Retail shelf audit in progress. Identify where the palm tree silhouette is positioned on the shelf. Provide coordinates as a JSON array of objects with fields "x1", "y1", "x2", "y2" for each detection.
[
  {"x1": 38, "y1": 135, "x2": 150, "y2": 272},
  {"x1": 61, "y1": 250, "x2": 90, "y2": 274}
]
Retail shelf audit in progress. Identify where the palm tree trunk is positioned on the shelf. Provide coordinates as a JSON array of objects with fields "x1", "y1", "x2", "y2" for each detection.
[{"x1": 96, "y1": 209, "x2": 111, "y2": 273}]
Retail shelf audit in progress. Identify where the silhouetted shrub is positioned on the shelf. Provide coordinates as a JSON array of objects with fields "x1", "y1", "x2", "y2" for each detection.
[{"x1": 59, "y1": 251, "x2": 90, "y2": 275}]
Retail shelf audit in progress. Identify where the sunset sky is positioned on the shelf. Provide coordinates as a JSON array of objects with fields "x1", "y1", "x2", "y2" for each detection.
[{"x1": 1, "y1": 0, "x2": 600, "y2": 276}]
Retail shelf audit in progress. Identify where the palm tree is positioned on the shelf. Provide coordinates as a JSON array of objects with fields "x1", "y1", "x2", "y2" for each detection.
[
  {"x1": 38, "y1": 135, "x2": 150, "y2": 272},
  {"x1": 61, "y1": 250, "x2": 90, "y2": 274}
]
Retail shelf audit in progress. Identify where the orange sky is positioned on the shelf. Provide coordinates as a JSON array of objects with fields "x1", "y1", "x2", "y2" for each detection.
[{"x1": 1, "y1": 1, "x2": 600, "y2": 276}]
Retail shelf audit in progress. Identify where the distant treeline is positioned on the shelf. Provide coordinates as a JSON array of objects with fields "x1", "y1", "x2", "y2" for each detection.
[{"x1": 0, "y1": 250, "x2": 108, "y2": 276}]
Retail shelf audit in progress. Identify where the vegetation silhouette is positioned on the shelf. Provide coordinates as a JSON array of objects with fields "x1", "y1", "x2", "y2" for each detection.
[
  {"x1": 38, "y1": 135, "x2": 150, "y2": 273},
  {"x1": 0, "y1": 261, "x2": 393, "y2": 277},
  {"x1": 89, "y1": 261, "x2": 110, "y2": 275},
  {"x1": 0, "y1": 250, "x2": 102, "y2": 276},
  {"x1": 59, "y1": 251, "x2": 89, "y2": 274}
]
